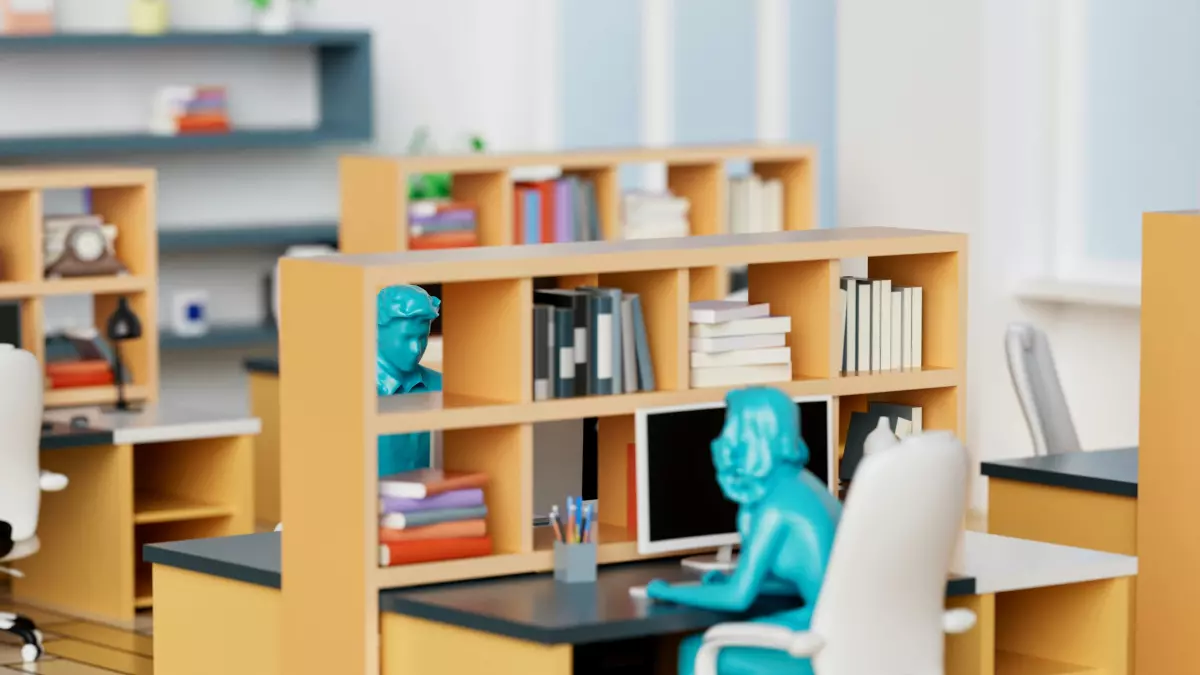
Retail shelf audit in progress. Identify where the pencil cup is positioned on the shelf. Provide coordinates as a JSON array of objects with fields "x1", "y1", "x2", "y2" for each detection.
[{"x1": 554, "y1": 541, "x2": 597, "y2": 584}]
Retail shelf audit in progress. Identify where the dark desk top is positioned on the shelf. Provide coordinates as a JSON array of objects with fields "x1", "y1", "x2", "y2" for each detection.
[
  {"x1": 981, "y1": 447, "x2": 1137, "y2": 497},
  {"x1": 244, "y1": 356, "x2": 279, "y2": 376},
  {"x1": 143, "y1": 532, "x2": 281, "y2": 589},
  {"x1": 144, "y1": 533, "x2": 975, "y2": 646},
  {"x1": 40, "y1": 424, "x2": 114, "y2": 451}
]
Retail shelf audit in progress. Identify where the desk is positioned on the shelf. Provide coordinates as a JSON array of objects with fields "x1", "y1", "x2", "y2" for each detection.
[
  {"x1": 145, "y1": 531, "x2": 1134, "y2": 675},
  {"x1": 14, "y1": 403, "x2": 260, "y2": 626},
  {"x1": 982, "y1": 448, "x2": 1137, "y2": 555}
]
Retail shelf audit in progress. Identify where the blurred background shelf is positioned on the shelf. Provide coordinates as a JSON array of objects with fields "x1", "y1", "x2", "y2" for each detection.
[
  {"x1": 160, "y1": 324, "x2": 278, "y2": 352},
  {"x1": 159, "y1": 222, "x2": 338, "y2": 252}
]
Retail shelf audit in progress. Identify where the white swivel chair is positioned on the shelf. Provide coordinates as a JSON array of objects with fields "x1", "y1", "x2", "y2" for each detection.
[
  {"x1": 0, "y1": 344, "x2": 67, "y2": 662},
  {"x1": 695, "y1": 432, "x2": 975, "y2": 675},
  {"x1": 1005, "y1": 323, "x2": 1081, "y2": 456}
]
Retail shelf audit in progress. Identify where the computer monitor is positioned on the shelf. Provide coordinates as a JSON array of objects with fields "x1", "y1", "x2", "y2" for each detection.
[{"x1": 633, "y1": 394, "x2": 833, "y2": 570}]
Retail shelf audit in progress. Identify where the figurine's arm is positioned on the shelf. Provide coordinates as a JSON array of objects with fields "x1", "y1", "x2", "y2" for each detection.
[
  {"x1": 702, "y1": 570, "x2": 797, "y2": 597},
  {"x1": 647, "y1": 510, "x2": 786, "y2": 612}
]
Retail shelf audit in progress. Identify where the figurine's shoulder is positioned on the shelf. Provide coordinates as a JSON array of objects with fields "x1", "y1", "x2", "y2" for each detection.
[{"x1": 418, "y1": 365, "x2": 443, "y2": 391}]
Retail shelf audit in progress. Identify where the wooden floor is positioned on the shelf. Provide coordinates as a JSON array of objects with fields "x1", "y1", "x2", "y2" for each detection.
[{"x1": 0, "y1": 511, "x2": 988, "y2": 673}]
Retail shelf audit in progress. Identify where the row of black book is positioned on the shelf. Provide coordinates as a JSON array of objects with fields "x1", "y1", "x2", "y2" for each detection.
[{"x1": 532, "y1": 288, "x2": 656, "y2": 400}]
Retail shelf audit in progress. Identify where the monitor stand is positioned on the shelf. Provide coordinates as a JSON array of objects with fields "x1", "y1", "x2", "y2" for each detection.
[{"x1": 681, "y1": 545, "x2": 738, "y2": 573}]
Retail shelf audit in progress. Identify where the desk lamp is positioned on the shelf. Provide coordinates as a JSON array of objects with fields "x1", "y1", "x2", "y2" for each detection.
[{"x1": 105, "y1": 297, "x2": 142, "y2": 411}]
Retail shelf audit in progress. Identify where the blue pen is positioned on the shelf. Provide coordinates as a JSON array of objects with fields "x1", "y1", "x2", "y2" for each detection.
[
  {"x1": 575, "y1": 497, "x2": 584, "y2": 543},
  {"x1": 566, "y1": 497, "x2": 577, "y2": 543},
  {"x1": 580, "y1": 503, "x2": 591, "y2": 544}
]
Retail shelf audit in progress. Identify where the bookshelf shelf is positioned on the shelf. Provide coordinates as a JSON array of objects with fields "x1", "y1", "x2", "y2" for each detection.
[
  {"x1": 132, "y1": 492, "x2": 234, "y2": 525},
  {"x1": 279, "y1": 224, "x2": 967, "y2": 675}
]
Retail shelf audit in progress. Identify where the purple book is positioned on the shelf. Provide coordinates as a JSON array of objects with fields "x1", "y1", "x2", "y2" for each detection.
[
  {"x1": 379, "y1": 488, "x2": 484, "y2": 514},
  {"x1": 554, "y1": 179, "x2": 574, "y2": 243}
]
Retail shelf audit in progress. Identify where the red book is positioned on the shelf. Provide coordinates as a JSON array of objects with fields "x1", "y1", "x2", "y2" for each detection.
[
  {"x1": 46, "y1": 360, "x2": 111, "y2": 377},
  {"x1": 626, "y1": 443, "x2": 638, "y2": 538},
  {"x1": 48, "y1": 371, "x2": 114, "y2": 388},
  {"x1": 517, "y1": 181, "x2": 557, "y2": 243},
  {"x1": 408, "y1": 230, "x2": 479, "y2": 250},
  {"x1": 378, "y1": 536, "x2": 493, "y2": 567}
]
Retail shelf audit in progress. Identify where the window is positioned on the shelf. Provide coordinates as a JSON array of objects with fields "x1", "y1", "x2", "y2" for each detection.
[{"x1": 1054, "y1": 0, "x2": 1200, "y2": 286}]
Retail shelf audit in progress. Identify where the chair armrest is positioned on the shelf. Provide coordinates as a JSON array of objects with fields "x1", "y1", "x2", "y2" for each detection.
[
  {"x1": 39, "y1": 471, "x2": 67, "y2": 493},
  {"x1": 696, "y1": 622, "x2": 826, "y2": 675},
  {"x1": 943, "y1": 608, "x2": 976, "y2": 634}
]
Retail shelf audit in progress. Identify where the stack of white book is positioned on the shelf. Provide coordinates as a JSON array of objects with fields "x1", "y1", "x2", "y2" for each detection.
[
  {"x1": 837, "y1": 276, "x2": 923, "y2": 374},
  {"x1": 621, "y1": 191, "x2": 690, "y2": 239},
  {"x1": 728, "y1": 175, "x2": 784, "y2": 234},
  {"x1": 689, "y1": 301, "x2": 792, "y2": 388}
]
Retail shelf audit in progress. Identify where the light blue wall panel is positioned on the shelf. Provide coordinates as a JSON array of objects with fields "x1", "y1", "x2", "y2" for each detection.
[
  {"x1": 790, "y1": 0, "x2": 836, "y2": 229},
  {"x1": 673, "y1": 0, "x2": 757, "y2": 146},
  {"x1": 560, "y1": 0, "x2": 643, "y2": 188},
  {"x1": 1083, "y1": 0, "x2": 1200, "y2": 261}
]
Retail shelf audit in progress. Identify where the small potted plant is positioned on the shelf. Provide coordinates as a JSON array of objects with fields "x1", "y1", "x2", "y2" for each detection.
[{"x1": 248, "y1": 0, "x2": 302, "y2": 33}]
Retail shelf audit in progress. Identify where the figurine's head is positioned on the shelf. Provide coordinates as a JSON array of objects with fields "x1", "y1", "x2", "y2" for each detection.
[
  {"x1": 710, "y1": 387, "x2": 808, "y2": 505},
  {"x1": 377, "y1": 285, "x2": 440, "y2": 374}
]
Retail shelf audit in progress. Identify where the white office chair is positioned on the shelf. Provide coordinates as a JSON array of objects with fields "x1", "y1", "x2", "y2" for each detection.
[
  {"x1": 1005, "y1": 323, "x2": 1081, "y2": 456},
  {"x1": 695, "y1": 432, "x2": 975, "y2": 675},
  {"x1": 0, "y1": 344, "x2": 67, "y2": 662}
]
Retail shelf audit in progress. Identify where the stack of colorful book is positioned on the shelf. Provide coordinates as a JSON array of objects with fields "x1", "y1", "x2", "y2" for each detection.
[
  {"x1": 408, "y1": 201, "x2": 480, "y2": 250},
  {"x1": 513, "y1": 177, "x2": 601, "y2": 244},
  {"x1": 689, "y1": 300, "x2": 793, "y2": 388},
  {"x1": 150, "y1": 85, "x2": 231, "y2": 136},
  {"x1": 43, "y1": 328, "x2": 120, "y2": 390},
  {"x1": 621, "y1": 191, "x2": 690, "y2": 239},
  {"x1": 378, "y1": 469, "x2": 493, "y2": 567}
]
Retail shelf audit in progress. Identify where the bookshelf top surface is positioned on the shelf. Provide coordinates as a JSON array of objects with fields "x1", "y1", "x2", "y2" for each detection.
[
  {"x1": 345, "y1": 143, "x2": 815, "y2": 173},
  {"x1": 0, "y1": 165, "x2": 156, "y2": 190},
  {"x1": 293, "y1": 228, "x2": 967, "y2": 285}
]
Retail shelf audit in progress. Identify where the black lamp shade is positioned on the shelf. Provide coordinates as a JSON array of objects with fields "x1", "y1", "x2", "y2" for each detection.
[{"x1": 106, "y1": 297, "x2": 143, "y2": 342}]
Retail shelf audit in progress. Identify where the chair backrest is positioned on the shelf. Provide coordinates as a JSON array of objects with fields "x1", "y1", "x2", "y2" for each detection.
[
  {"x1": 1005, "y1": 323, "x2": 1081, "y2": 455},
  {"x1": 808, "y1": 432, "x2": 969, "y2": 674},
  {"x1": 0, "y1": 345, "x2": 43, "y2": 542}
]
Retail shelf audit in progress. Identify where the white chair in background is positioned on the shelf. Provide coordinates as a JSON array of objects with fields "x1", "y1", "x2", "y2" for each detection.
[
  {"x1": 694, "y1": 431, "x2": 975, "y2": 675},
  {"x1": 1005, "y1": 323, "x2": 1082, "y2": 456}
]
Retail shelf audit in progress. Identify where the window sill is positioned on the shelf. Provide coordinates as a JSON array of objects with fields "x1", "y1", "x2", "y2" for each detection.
[{"x1": 1014, "y1": 278, "x2": 1141, "y2": 310}]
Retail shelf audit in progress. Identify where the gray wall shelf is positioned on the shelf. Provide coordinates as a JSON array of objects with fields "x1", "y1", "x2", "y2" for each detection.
[
  {"x1": 159, "y1": 222, "x2": 337, "y2": 252},
  {"x1": 160, "y1": 324, "x2": 277, "y2": 351},
  {"x1": 0, "y1": 30, "x2": 373, "y2": 156}
]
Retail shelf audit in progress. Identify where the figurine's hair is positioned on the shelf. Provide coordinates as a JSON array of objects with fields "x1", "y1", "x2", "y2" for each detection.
[
  {"x1": 711, "y1": 388, "x2": 809, "y2": 494},
  {"x1": 377, "y1": 285, "x2": 441, "y2": 325}
]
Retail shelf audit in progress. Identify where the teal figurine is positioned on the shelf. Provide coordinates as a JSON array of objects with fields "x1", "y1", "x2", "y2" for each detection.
[
  {"x1": 377, "y1": 285, "x2": 443, "y2": 477},
  {"x1": 646, "y1": 387, "x2": 842, "y2": 675}
]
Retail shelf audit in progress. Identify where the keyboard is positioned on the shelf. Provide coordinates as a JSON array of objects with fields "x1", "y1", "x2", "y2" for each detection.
[{"x1": 628, "y1": 581, "x2": 701, "y2": 600}]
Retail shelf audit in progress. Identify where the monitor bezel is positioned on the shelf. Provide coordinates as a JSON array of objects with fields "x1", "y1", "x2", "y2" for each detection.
[{"x1": 633, "y1": 393, "x2": 835, "y2": 556}]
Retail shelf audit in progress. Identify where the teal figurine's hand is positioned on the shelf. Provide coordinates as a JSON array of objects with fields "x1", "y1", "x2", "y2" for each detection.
[
  {"x1": 701, "y1": 570, "x2": 729, "y2": 585},
  {"x1": 645, "y1": 579, "x2": 672, "y2": 601}
]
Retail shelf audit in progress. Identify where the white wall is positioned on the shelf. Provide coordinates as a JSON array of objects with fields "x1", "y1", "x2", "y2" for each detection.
[
  {"x1": 839, "y1": 0, "x2": 1141, "y2": 508},
  {"x1": 32, "y1": 0, "x2": 553, "y2": 413}
]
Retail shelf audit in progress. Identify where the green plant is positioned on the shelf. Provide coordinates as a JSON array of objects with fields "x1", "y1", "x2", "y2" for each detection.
[{"x1": 247, "y1": 0, "x2": 311, "y2": 9}]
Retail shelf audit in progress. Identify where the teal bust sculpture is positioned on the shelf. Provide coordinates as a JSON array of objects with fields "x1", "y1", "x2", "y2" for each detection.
[
  {"x1": 646, "y1": 387, "x2": 842, "y2": 675},
  {"x1": 377, "y1": 285, "x2": 443, "y2": 476}
]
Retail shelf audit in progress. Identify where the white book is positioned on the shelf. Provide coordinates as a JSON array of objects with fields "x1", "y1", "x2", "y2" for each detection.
[
  {"x1": 692, "y1": 346, "x2": 792, "y2": 369},
  {"x1": 912, "y1": 287, "x2": 924, "y2": 369},
  {"x1": 689, "y1": 300, "x2": 770, "y2": 324},
  {"x1": 911, "y1": 406, "x2": 924, "y2": 433},
  {"x1": 900, "y1": 287, "x2": 914, "y2": 369},
  {"x1": 837, "y1": 289, "x2": 847, "y2": 374},
  {"x1": 728, "y1": 178, "x2": 745, "y2": 234},
  {"x1": 841, "y1": 278, "x2": 857, "y2": 373},
  {"x1": 621, "y1": 297, "x2": 638, "y2": 393},
  {"x1": 856, "y1": 281, "x2": 870, "y2": 374},
  {"x1": 879, "y1": 279, "x2": 892, "y2": 370},
  {"x1": 691, "y1": 333, "x2": 787, "y2": 354},
  {"x1": 690, "y1": 363, "x2": 792, "y2": 389},
  {"x1": 690, "y1": 316, "x2": 791, "y2": 338},
  {"x1": 895, "y1": 418, "x2": 913, "y2": 438},
  {"x1": 748, "y1": 174, "x2": 764, "y2": 232},
  {"x1": 890, "y1": 290, "x2": 903, "y2": 371},
  {"x1": 763, "y1": 179, "x2": 784, "y2": 232},
  {"x1": 870, "y1": 280, "x2": 883, "y2": 372}
]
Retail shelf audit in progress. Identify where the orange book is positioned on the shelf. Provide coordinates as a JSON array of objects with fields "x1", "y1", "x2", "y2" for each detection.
[
  {"x1": 178, "y1": 117, "x2": 231, "y2": 134},
  {"x1": 517, "y1": 181, "x2": 557, "y2": 243},
  {"x1": 626, "y1": 443, "x2": 638, "y2": 538},
  {"x1": 379, "y1": 519, "x2": 487, "y2": 543},
  {"x1": 380, "y1": 469, "x2": 489, "y2": 499},
  {"x1": 409, "y1": 230, "x2": 479, "y2": 250},
  {"x1": 513, "y1": 186, "x2": 527, "y2": 244},
  {"x1": 45, "y1": 360, "x2": 111, "y2": 377},
  {"x1": 379, "y1": 536, "x2": 493, "y2": 567},
  {"x1": 48, "y1": 371, "x2": 114, "y2": 388}
]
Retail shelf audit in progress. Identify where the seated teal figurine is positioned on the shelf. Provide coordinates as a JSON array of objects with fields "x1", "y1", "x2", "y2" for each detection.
[
  {"x1": 377, "y1": 285, "x2": 443, "y2": 476},
  {"x1": 646, "y1": 387, "x2": 842, "y2": 675}
]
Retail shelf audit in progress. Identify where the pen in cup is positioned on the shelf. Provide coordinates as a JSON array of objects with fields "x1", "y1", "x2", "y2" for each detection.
[{"x1": 550, "y1": 505, "x2": 564, "y2": 543}]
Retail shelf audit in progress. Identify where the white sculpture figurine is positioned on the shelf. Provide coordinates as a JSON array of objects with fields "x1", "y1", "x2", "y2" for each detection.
[{"x1": 863, "y1": 416, "x2": 900, "y2": 457}]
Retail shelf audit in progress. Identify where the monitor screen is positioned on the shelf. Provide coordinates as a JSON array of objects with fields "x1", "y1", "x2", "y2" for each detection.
[{"x1": 636, "y1": 396, "x2": 831, "y2": 553}]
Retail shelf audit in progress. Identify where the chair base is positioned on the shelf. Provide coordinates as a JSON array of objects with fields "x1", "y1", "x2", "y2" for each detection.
[{"x1": 0, "y1": 612, "x2": 45, "y2": 662}]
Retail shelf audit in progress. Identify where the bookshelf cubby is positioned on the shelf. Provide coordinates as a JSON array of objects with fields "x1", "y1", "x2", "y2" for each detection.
[
  {"x1": 279, "y1": 226, "x2": 967, "y2": 675},
  {"x1": 0, "y1": 166, "x2": 159, "y2": 407}
]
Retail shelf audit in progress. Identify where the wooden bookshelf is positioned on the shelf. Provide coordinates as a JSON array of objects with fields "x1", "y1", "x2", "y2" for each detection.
[
  {"x1": 278, "y1": 227, "x2": 967, "y2": 675},
  {"x1": 338, "y1": 145, "x2": 817, "y2": 299},
  {"x1": 0, "y1": 166, "x2": 159, "y2": 408}
]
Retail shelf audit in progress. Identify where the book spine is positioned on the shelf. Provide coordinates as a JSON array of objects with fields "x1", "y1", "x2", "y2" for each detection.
[
  {"x1": 630, "y1": 295, "x2": 656, "y2": 391},
  {"x1": 533, "y1": 305, "x2": 550, "y2": 401},
  {"x1": 408, "y1": 231, "x2": 478, "y2": 250},
  {"x1": 571, "y1": 178, "x2": 588, "y2": 242},
  {"x1": 555, "y1": 180, "x2": 573, "y2": 243},
  {"x1": 546, "y1": 303, "x2": 557, "y2": 399},
  {"x1": 537, "y1": 182, "x2": 556, "y2": 243},
  {"x1": 890, "y1": 291, "x2": 903, "y2": 371},
  {"x1": 554, "y1": 307, "x2": 575, "y2": 398},
  {"x1": 856, "y1": 282, "x2": 871, "y2": 374},
  {"x1": 607, "y1": 290, "x2": 623, "y2": 394},
  {"x1": 514, "y1": 187, "x2": 527, "y2": 244},
  {"x1": 880, "y1": 279, "x2": 893, "y2": 370},
  {"x1": 379, "y1": 536, "x2": 493, "y2": 567},
  {"x1": 841, "y1": 277, "x2": 856, "y2": 373},
  {"x1": 572, "y1": 294, "x2": 589, "y2": 396},
  {"x1": 870, "y1": 280, "x2": 883, "y2": 372},
  {"x1": 912, "y1": 287, "x2": 923, "y2": 369},
  {"x1": 584, "y1": 181, "x2": 601, "y2": 241},
  {"x1": 593, "y1": 295, "x2": 614, "y2": 395},
  {"x1": 901, "y1": 287, "x2": 913, "y2": 369},
  {"x1": 621, "y1": 297, "x2": 638, "y2": 393},
  {"x1": 380, "y1": 519, "x2": 487, "y2": 543},
  {"x1": 582, "y1": 293, "x2": 598, "y2": 395},
  {"x1": 524, "y1": 190, "x2": 541, "y2": 244}
]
